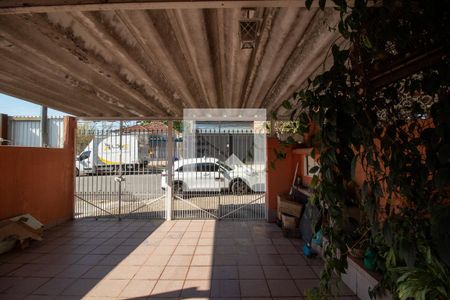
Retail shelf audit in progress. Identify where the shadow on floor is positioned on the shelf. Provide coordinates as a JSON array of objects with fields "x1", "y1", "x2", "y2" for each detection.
[{"x1": 0, "y1": 218, "x2": 357, "y2": 299}]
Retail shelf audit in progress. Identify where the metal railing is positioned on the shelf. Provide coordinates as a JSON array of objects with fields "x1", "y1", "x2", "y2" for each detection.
[
  {"x1": 172, "y1": 128, "x2": 266, "y2": 220},
  {"x1": 74, "y1": 121, "x2": 266, "y2": 220},
  {"x1": 74, "y1": 123, "x2": 170, "y2": 219}
]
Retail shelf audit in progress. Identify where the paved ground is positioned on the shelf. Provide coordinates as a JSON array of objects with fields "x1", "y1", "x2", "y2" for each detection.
[
  {"x1": 76, "y1": 174, "x2": 163, "y2": 194},
  {"x1": 75, "y1": 193, "x2": 266, "y2": 220},
  {"x1": 0, "y1": 219, "x2": 357, "y2": 299}
]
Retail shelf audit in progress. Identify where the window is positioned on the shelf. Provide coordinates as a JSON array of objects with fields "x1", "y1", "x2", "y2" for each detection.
[
  {"x1": 196, "y1": 163, "x2": 220, "y2": 172},
  {"x1": 217, "y1": 161, "x2": 233, "y2": 171},
  {"x1": 178, "y1": 164, "x2": 196, "y2": 172},
  {"x1": 78, "y1": 150, "x2": 91, "y2": 161}
]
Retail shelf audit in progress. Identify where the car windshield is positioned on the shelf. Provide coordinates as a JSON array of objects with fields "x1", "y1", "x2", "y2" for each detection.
[{"x1": 217, "y1": 161, "x2": 233, "y2": 171}]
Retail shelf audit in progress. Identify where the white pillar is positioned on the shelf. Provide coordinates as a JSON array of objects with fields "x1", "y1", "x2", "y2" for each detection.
[{"x1": 165, "y1": 121, "x2": 174, "y2": 221}]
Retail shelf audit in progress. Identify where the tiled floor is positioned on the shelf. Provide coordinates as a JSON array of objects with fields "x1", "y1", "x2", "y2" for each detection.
[{"x1": 0, "y1": 219, "x2": 358, "y2": 299}]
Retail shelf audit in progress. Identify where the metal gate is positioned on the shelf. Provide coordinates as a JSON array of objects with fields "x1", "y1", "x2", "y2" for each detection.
[
  {"x1": 171, "y1": 128, "x2": 266, "y2": 220},
  {"x1": 74, "y1": 121, "x2": 266, "y2": 220},
  {"x1": 74, "y1": 121, "x2": 168, "y2": 219}
]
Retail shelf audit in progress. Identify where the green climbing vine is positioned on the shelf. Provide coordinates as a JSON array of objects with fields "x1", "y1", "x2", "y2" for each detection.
[{"x1": 280, "y1": 1, "x2": 450, "y2": 299}]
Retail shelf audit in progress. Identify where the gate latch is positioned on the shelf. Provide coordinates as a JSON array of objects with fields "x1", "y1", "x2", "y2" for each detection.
[{"x1": 114, "y1": 176, "x2": 126, "y2": 183}]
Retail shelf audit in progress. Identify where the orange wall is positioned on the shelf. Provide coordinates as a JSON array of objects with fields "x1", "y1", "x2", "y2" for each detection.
[
  {"x1": 0, "y1": 117, "x2": 76, "y2": 227},
  {"x1": 266, "y1": 137, "x2": 295, "y2": 221}
]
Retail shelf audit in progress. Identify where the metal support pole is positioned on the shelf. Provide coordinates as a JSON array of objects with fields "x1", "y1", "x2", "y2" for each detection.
[
  {"x1": 166, "y1": 121, "x2": 174, "y2": 220},
  {"x1": 118, "y1": 120, "x2": 123, "y2": 221},
  {"x1": 40, "y1": 106, "x2": 48, "y2": 147},
  {"x1": 0, "y1": 114, "x2": 8, "y2": 145}
]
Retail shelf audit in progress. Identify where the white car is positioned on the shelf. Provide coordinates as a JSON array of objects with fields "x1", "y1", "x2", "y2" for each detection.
[{"x1": 161, "y1": 157, "x2": 264, "y2": 195}]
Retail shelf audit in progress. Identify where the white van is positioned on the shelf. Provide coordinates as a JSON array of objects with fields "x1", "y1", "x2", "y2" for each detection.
[{"x1": 76, "y1": 134, "x2": 149, "y2": 175}]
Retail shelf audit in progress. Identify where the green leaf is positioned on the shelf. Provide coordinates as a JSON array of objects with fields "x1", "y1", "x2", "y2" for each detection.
[
  {"x1": 305, "y1": 0, "x2": 313, "y2": 10},
  {"x1": 338, "y1": 20, "x2": 350, "y2": 39},
  {"x1": 309, "y1": 166, "x2": 320, "y2": 174},
  {"x1": 311, "y1": 175, "x2": 319, "y2": 188},
  {"x1": 362, "y1": 35, "x2": 373, "y2": 49},
  {"x1": 282, "y1": 100, "x2": 292, "y2": 110}
]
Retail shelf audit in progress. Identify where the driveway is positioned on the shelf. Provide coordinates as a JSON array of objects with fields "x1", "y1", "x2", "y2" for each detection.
[{"x1": 0, "y1": 219, "x2": 357, "y2": 299}]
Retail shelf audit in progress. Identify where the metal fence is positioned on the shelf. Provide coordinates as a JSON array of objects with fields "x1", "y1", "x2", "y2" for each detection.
[
  {"x1": 8, "y1": 116, "x2": 65, "y2": 148},
  {"x1": 74, "y1": 122, "x2": 267, "y2": 220},
  {"x1": 173, "y1": 129, "x2": 266, "y2": 220},
  {"x1": 75, "y1": 125, "x2": 169, "y2": 219}
]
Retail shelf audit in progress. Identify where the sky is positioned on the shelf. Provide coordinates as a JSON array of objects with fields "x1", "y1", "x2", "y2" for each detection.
[{"x1": 0, "y1": 93, "x2": 68, "y2": 117}]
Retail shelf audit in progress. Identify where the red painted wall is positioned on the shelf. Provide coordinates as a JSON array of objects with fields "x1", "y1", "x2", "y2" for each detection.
[
  {"x1": 266, "y1": 137, "x2": 295, "y2": 221},
  {"x1": 0, "y1": 117, "x2": 76, "y2": 227}
]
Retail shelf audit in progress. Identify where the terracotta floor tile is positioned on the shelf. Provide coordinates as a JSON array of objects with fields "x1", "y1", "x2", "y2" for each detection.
[
  {"x1": 4, "y1": 277, "x2": 50, "y2": 296},
  {"x1": 281, "y1": 254, "x2": 308, "y2": 266},
  {"x1": 181, "y1": 280, "x2": 211, "y2": 298},
  {"x1": 194, "y1": 246, "x2": 214, "y2": 255},
  {"x1": 257, "y1": 245, "x2": 278, "y2": 255},
  {"x1": 57, "y1": 264, "x2": 92, "y2": 278},
  {"x1": 238, "y1": 266, "x2": 265, "y2": 279},
  {"x1": 259, "y1": 254, "x2": 284, "y2": 266},
  {"x1": 160, "y1": 266, "x2": 189, "y2": 280},
  {"x1": 32, "y1": 278, "x2": 75, "y2": 296},
  {"x1": 151, "y1": 280, "x2": 184, "y2": 298},
  {"x1": 61, "y1": 278, "x2": 99, "y2": 296},
  {"x1": 0, "y1": 220, "x2": 354, "y2": 300},
  {"x1": 210, "y1": 280, "x2": 240, "y2": 298},
  {"x1": 236, "y1": 254, "x2": 260, "y2": 265},
  {"x1": 191, "y1": 255, "x2": 213, "y2": 266},
  {"x1": 81, "y1": 265, "x2": 112, "y2": 279},
  {"x1": 197, "y1": 239, "x2": 214, "y2": 246},
  {"x1": 0, "y1": 277, "x2": 19, "y2": 293},
  {"x1": 167, "y1": 255, "x2": 192, "y2": 266},
  {"x1": 183, "y1": 232, "x2": 201, "y2": 239},
  {"x1": 107, "y1": 265, "x2": 140, "y2": 279},
  {"x1": 263, "y1": 265, "x2": 292, "y2": 279},
  {"x1": 295, "y1": 279, "x2": 320, "y2": 296},
  {"x1": 213, "y1": 254, "x2": 237, "y2": 266},
  {"x1": 146, "y1": 255, "x2": 171, "y2": 266},
  {"x1": 186, "y1": 266, "x2": 212, "y2": 280},
  {"x1": 134, "y1": 266, "x2": 165, "y2": 280},
  {"x1": 239, "y1": 279, "x2": 270, "y2": 297},
  {"x1": 87, "y1": 279, "x2": 129, "y2": 297},
  {"x1": 287, "y1": 265, "x2": 318, "y2": 279},
  {"x1": 268, "y1": 279, "x2": 301, "y2": 297},
  {"x1": 98, "y1": 254, "x2": 126, "y2": 265},
  {"x1": 153, "y1": 245, "x2": 177, "y2": 256},
  {"x1": 174, "y1": 246, "x2": 196, "y2": 255},
  {"x1": 120, "y1": 279, "x2": 156, "y2": 298},
  {"x1": 120, "y1": 254, "x2": 149, "y2": 265},
  {"x1": 212, "y1": 266, "x2": 238, "y2": 279},
  {"x1": 77, "y1": 254, "x2": 106, "y2": 265}
]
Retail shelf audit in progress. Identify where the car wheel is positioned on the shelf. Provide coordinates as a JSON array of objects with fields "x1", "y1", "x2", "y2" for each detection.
[
  {"x1": 174, "y1": 182, "x2": 184, "y2": 196},
  {"x1": 76, "y1": 168, "x2": 80, "y2": 176},
  {"x1": 231, "y1": 180, "x2": 248, "y2": 195}
]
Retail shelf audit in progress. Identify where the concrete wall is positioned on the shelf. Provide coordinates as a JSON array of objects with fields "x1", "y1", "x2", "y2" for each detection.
[{"x1": 0, "y1": 117, "x2": 76, "y2": 227}]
